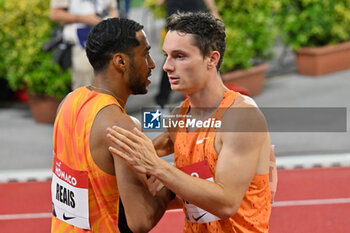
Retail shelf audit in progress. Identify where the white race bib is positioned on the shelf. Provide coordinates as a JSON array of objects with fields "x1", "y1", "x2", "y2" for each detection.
[
  {"x1": 51, "y1": 156, "x2": 90, "y2": 229},
  {"x1": 179, "y1": 160, "x2": 221, "y2": 223}
]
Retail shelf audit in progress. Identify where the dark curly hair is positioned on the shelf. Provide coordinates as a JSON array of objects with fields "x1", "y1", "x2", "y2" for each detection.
[
  {"x1": 86, "y1": 17, "x2": 144, "y2": 72},
  {"x1": 166, "y1": 12, "x2": 226, "y2": 70}
]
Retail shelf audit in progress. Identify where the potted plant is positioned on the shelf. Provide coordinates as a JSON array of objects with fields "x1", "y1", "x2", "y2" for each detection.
[
  {"x1": 276, "y1": 0, "x2": 350, "y2": 76},
  {"x1": 217, "y1": 0, "x2": 276, "y2": 96},
  {"x1": 0, "y1": 0, "x2": 71, "y2": 123}
]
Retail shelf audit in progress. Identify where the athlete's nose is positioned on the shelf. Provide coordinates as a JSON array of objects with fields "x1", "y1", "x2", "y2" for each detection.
[
  {"x1": 163, "y1": 56, "x2": 174, "y2": 73},
  {"x1": 147, "y1": 54, "x2": 156, "y2": 70}
]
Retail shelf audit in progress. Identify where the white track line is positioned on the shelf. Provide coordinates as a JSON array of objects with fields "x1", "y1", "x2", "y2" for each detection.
[
  {"x1": 166, "y1": 197, "x2": 350, "y2": 212},
  {"x1": 276, "y1": 153, "x2": 350, "y2": 169},
  {"x1": 0, "y1": 153, "x2": 350, "y2": 183},
  {"x1": 0, "y1": 212, "x2": 51, "y2": 220},
  {"x1": 1, "y1": 197, "x2": 349, "y2": 220},
  {"x1": 0, "y1": 169, "x2": 51, "y2": 183},
  {"x1": 272, "y1": 197, "x2": 350, "y2": 207}
]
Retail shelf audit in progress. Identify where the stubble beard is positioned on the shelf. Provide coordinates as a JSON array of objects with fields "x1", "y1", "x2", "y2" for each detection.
[{"x1": 128, "y1": 61, "x2": 148, "y2": 95}]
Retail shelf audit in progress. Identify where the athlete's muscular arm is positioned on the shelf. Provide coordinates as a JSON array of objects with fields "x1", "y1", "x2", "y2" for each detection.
[
  {"x1": 150, "y1": 129, "x2": 186, "y2": 210},
  {"x1": 91, "y1": 105, "x2": 172, "y2": 233},
  {"x1": 152, "y1": 132, "x2": 174, "y2": 157},
  {"x1": 152, "y1": 106, "x2": 179, "y2": 157},
  {"x1": 107, "y1": 97, "x2": 270, "y2": 219}
]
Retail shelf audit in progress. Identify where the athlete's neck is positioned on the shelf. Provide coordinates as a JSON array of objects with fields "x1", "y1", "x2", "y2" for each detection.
[
  {"x1": 187, "y1": 77, "x2": 226, "y2": 109},
  {"x1": 90, "y1": 77, "x2": 129, "y2": 109}
]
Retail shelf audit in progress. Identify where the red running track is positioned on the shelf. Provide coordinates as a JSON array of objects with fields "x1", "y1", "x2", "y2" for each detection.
[{"x1": 1, "y1": 167, "x2": 350, "y2": 233}]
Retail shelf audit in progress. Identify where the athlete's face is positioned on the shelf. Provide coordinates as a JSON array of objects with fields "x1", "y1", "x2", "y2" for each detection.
[
  {"x1": 128, "y1": 30, "x2": 155, "y2": 94},
  {"x1": 162, "y1": 31, "x2": 209, "y2": 95}
]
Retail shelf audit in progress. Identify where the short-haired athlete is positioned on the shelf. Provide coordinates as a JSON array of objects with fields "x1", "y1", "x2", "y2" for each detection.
[
  {"x1": 51, "y1": 18, "x2": 174, "y2": 233},
  {"x1": 107, "y1": 12, "x2": 274, "y2": 232}
]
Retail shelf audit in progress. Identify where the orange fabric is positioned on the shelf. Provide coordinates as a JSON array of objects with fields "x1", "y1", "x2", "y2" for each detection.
[
  {"x1": 174, "y1": 90, "x2": 272, "y2": 233},
  {"x1": 51, "y1": 87, "x2": 125, "y2": 233}
]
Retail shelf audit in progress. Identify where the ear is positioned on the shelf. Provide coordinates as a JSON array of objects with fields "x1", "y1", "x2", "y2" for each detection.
[
  {"x1": 112, "y1": 53, "x2": 128, "y2": 72},
  {"x1": 207, "y1": 51, "x2": 220, "y2": 70}
]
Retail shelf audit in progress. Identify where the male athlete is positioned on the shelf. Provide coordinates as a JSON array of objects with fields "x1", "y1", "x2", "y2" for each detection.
[
  {"x1": 51, "y1": 18, "x2": 174, "y2": 233},
  {"x1": 107, "y1": 12, "x2": 273, "y2": 232}
]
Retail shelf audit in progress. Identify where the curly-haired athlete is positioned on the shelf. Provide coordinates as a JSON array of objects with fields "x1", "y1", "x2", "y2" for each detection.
[
  {"x1": 108, "y1": 12, "x2": 275, "y2": 233},
  {"x1": 51, "y1": 18, "x2": 174, "y2": 233}
]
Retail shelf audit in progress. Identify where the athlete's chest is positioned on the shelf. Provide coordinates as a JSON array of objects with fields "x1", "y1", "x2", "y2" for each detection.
[{"x1": 174, "y1": 131, "x2": 220, "y2": 174}]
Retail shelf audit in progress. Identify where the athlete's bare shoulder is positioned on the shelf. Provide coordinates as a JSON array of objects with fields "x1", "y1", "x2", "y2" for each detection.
[
  {"x1": 220, "y1": 94, "x2": 268, "y2": 135},
  {"x1": 231, "y1": 94, "x2": 258, "y2": 108},
  {"x1": 90, "y1": 104, "x2": 138, "y2": 175}
]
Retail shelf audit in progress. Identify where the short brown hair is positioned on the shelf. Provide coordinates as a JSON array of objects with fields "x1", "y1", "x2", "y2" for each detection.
[{"x1": 166, "y1": 12, "x2": 226, "y2": 70}]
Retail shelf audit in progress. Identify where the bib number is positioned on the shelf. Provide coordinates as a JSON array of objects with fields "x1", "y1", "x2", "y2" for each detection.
[
  {"x1": 179, "y1": 160, "x2": 221, "y2": 223},
  {"x1": 51, "y1": 156, "x2": 90, "y2": 229}
]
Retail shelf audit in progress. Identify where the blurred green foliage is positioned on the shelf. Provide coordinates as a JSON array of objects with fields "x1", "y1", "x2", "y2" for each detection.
[
  {"x1": 217, "y1": 0, "x2": 277, "y2": 72},
  {"x1": 0, "y1": 0, "x2": 71, "y2": 99},
  {"x1": 132, "y1": 0, "x2": 145, "y2": 8},
  {"x1": 276, "y1": 0, "x2": 350, "y2": 50}
]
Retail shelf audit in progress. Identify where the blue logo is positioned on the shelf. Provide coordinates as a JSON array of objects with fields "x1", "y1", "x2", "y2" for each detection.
[{"x1": 143, "y1": 110, "x2": 162, "y2": 129}]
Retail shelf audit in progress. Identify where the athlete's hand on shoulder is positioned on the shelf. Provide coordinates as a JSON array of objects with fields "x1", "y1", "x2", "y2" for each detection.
[{"x1": 107, "y1": 126, "x2": 161, "y2": 175}]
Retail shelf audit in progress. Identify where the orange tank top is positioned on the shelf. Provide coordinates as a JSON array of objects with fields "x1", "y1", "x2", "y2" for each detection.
[
  {"x1": 51, "y1": 87, "x2": 125, "y2": 233},
  {"x1": 174, "y1": 90, "x2": 272, "y2": 233}
]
